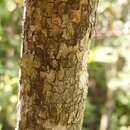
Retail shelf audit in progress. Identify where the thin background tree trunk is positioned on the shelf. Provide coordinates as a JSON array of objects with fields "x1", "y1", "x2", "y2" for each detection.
[{"x1": 16, "y1": 0, "x2": 98, "y2": 130}]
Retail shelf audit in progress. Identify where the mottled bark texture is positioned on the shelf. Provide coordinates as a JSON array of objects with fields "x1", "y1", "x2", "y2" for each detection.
[{"x1": 16, "y1": 0, "x2": 98, "y2": 130}]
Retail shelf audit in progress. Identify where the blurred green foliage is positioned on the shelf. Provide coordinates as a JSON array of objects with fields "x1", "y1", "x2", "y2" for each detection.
[
  {"x1": 0, "y1": 0, "x2": 130, "y2": 130},
  {"x1": 0, "y1": 0, "x2": 22, "y2": 129},
  {"x1": 83, "y1": 0, "x2": 130, "y2": 130}
]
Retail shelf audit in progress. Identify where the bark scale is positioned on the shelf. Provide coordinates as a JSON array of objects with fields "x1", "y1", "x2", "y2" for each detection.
[{"x1": 16, "y1": 0, "x2": 98, "y2": 130}]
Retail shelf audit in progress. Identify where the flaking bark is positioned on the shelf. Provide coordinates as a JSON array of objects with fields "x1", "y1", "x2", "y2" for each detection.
[{"x1": 16, "y1": 0, "x2": 98, "y2": 130}]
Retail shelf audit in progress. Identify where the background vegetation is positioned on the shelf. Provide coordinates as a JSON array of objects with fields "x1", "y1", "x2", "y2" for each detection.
[{"x1": 0, "y1": 0, "x2": 130, "y2": 130}]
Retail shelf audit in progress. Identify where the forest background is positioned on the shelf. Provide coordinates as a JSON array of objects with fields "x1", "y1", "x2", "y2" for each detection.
[{"x1": 0, "y1": 0, "x2": 130, "y2": 130}]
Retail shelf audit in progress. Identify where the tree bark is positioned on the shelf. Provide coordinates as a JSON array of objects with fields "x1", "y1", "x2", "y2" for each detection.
[{"x1": 16, "y1": 0, "x2": 98, "y2": 130}]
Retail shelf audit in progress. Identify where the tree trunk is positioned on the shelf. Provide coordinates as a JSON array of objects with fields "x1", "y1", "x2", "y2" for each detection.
[{"x1": 16, "y1": 0, "x2": 98, "y2": 130}]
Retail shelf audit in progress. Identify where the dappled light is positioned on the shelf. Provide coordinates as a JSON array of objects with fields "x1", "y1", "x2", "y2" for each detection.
[{"x1": 0, "y1": 0, "x2": 130, "y2": 130}]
